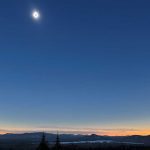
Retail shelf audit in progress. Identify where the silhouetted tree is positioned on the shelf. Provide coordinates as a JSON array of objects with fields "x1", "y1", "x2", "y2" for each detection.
[
  {"x1": 53, "y1": 133, "x2": 61, "y2": 150},
  {"x1": 37, "y1": 133, "x2": 50, "y2": 150}
]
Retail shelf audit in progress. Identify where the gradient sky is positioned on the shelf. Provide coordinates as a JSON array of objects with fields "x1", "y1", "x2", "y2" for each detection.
[{"x1": 0, "y1": 0, "x2": 150, "y2": 135}]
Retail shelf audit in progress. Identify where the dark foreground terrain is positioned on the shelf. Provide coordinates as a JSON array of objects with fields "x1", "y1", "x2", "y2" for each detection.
[
  {"x1": 0, "y1": 142, "x2": 150, "y2": 150},
  {"x1": 1, "y1": 133, "x2": 150, "y2": 150}
]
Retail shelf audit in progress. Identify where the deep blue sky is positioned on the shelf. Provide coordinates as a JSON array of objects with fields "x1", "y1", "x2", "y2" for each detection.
[{"x1": 0, "y1": 0, "x2": 150, "y2": 135}]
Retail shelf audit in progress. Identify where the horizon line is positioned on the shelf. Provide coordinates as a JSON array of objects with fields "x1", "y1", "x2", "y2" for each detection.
[
  {"x1": 1, "y1": 131, "x2": 150, "y2": 137},
  {"x1": 1, "y1": 128, "x2": 150, "y2": 136}
]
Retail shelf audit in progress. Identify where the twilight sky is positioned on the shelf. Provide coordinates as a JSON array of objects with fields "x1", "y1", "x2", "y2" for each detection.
[{"x1": 0, "y1": 0, "x2": 150, "y2": 135}]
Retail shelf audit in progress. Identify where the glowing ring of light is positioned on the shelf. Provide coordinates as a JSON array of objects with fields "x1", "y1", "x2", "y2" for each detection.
[{"x1": 32, "y1": 10, "x2": 40, "y2": 20}]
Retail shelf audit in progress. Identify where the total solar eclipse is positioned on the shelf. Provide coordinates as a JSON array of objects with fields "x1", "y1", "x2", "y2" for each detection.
[{"x1": 32, "y1": 10, "x2": 40, "y2": 20}]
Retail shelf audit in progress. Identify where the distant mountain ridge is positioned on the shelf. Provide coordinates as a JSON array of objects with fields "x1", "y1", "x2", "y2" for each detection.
[{"x1": 0, "y1": 132, "x2": 150, "y2": 145}]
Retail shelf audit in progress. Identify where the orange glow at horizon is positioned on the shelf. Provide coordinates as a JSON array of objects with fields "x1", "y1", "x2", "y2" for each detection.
[
  {"x1": 0, "y1": 127, "x2": 150, "y2": 136},
  {"x1": 96, "y1": 130, "x2": 150, "y2": 136},
  {"x1": 0, "y1": 131, "x2": 7, "y2": 135}
]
